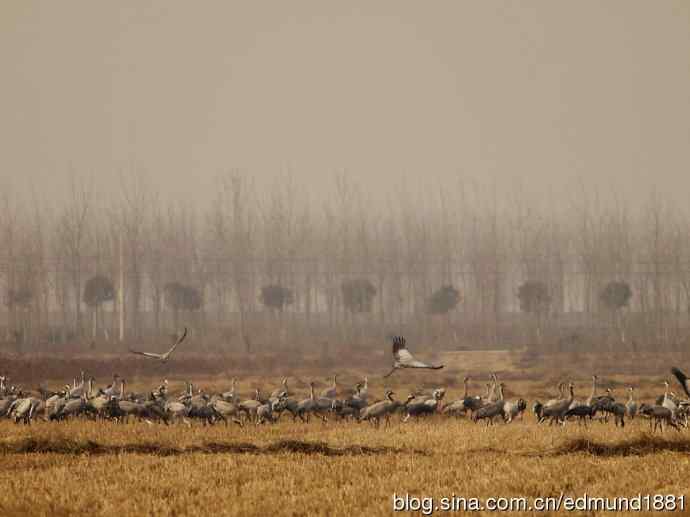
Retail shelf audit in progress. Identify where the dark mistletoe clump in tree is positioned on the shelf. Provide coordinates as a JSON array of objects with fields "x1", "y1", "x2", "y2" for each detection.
[
  {"x1": 5, "y1": 287, "x2": 32, "y2": 308},
  {"x1": 341, "y1": 278, "x2": 377, "y2": 313},
  {"x1": 260, "y1": 284, "x2": 294, "y2": 311},
  {"x1": 517, "y1": 281, "x2": 551, "y2": 315},
  {"x1": 164, "y1": 282, "x2": 203, "y2": 311},
  {"x1": 83, "y1": 275, "x2": 115, "y2": 308},
  {"x1": 599, "y1": 281, "x2": 632, "y2": 311},
  {"x1": 517, "y1": 280, "x2": 551, "y2": 344},
  {"x1": 599, "y1": 280, "x2": 632, "y2": 343},
  {"x1": 427, "y1": 285, "x2": 461, "y2": 315}
]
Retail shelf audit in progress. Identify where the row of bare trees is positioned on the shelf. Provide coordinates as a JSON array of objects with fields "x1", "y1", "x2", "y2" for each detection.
[{"x1": 1, "y1": 173, "x2": 690, "y2": 354}]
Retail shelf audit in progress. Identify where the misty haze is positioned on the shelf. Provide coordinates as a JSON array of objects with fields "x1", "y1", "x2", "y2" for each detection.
[{"x1": 2, "y1": 2, "x2": 690, "y2": 516}]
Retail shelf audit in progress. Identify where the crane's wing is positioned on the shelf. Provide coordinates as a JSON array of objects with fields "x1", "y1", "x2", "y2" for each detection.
[
  {"x1": 164, "y1": 327, "x2": 188, "y2": 358},
  {"x1": 129, "y1": 349, "x2": 163, "y2": 359},
  {"x1": 671, "y1": 367, "x2": 690, "y2": 399},
  {"x1": 408, "y1": 360, "x2": 444, "y2": 369},
  {"x1": 391, "y1": 335, "x2": 406, "y2": 356}
]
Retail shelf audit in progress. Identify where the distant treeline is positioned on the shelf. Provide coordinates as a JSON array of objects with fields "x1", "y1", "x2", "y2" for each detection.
[{"x1": 1, "y1": 173, "x2": 690, "y2": 354}]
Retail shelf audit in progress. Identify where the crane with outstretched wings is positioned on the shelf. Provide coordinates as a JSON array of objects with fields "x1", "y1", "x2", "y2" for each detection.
[
  {"x1": 129, "y1": 328, "x2": 188, "y2": 362},
  {"x1": 383, "y1": 336, "x2": 444, "y2": 377}
]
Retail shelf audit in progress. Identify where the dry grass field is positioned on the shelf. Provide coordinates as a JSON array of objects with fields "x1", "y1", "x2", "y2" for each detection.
[
  {"x1": 2, "y1": 350, "x2": 690, "y2": 516},
  {"x1": 2, "y1": 417, "x2": 690, "y2": 516}
]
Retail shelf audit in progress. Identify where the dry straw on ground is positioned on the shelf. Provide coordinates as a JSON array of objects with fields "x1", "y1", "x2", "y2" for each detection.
[
  {"x1": 2, "y1": 352, "x2": 690, "y2": 516},
  {"x1": 1, "y1": 416, "x2": 689, "y2": 516}
]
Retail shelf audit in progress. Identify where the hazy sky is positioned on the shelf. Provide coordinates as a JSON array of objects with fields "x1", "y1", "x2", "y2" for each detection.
[{"x1": 2, "y1": 1, "x2": 689, "y2": 206}]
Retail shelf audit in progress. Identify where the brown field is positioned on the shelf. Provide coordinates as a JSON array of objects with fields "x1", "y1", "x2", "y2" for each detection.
[{"x1": 2, "y1": 350, "x2": 690, "y2": 516}]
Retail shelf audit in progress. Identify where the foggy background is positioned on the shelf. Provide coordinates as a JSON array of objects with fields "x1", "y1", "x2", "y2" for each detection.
[{"x1": 1, "y1": 2, "x2": 690, "y2": 356}]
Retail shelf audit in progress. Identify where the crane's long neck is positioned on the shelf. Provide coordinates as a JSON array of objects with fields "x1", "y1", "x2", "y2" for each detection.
[
  {"x1": 497, "y1": 384, "x2": 504, "y2": 401},
  {"x1": 568, "y1": 385, "x2": 574, "y2": 402},
  {"x1": 120, "y1": 380, "x2": 125, "y2": 399},
  {"x1": 463, "y1": 379, "x2": 468, "y2": 398},
  {"x1": 310, "y1": 385, "x2": 315, "y2": 400},
  {"x1": 628, "y1": 389, "x2": 633, "y2": 403}
]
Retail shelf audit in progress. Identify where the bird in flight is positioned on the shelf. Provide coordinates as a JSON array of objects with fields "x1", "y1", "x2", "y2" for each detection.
[
  {"x1": 129, "y1": 328, "x2": 188, "y2": 362},
  {"x1": 671, "y1": 367, "x2": 690, "y2": 398},
  {"x1": 383, "y1": 335, "x2": 444, "y2": 377}
]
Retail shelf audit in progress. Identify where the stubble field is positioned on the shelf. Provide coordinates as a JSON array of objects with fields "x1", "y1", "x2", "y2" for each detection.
[
  {"x1": 2, "y1": 417, "x2": 690, "y2": 516},
  {"x1": 2, "y1": 350, "x2": 690, "y2": 516}
]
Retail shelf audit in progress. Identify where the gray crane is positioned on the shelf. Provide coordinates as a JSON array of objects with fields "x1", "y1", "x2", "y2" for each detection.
[
  {"x1": 539, "y1": 382, "x2": 574, "y2": 425},
  {"x1": 320, "y1": 375, "x2": 337, "y2": 399},
  {"x1": 222, "y1": 378, "x2": 239, "y2": 403},
  {"x1": 502, "y1": 398, "x2": 527, "y2": 423},
  {"x1": 403, "y1": 389, "x2": 445, "y2": 422},
  {"x1": 472, "y1": 399, "x2": 505, "y2": 425},
  {"x1": 360, "y1": 391, "x2": 414, "y2": 427},
  {"x1": 542, "y1": 382, "x2": 565, "y2": 411},
  {"x1": 129, "y1": 327, "x2": 187, "y2": 362},
  {"x1": 639, "y1": 404, "x2": 680, "y2": 433},
  {"x1": 442, "y1": 376, "x2": 478, "y2": 416},
  {"x1": 564, "y1": 404, "x2": 595, "y2": 425},
  {"x1": 296, "y1": 382, "x2": 329, "y2": 423},
  {"x1": 332, "y1": 382, "x2": 368, "y2": 420},
  {"x1": 238, "y1": 389, "x2": 264, "y2": 421},
  {"x1": 54, "y1": 393, "x2": 88, "y2": 421},
  {"x1": 662, "y1": 381, "x2": 678, "y2": 416},
  {"x1": 270, "y1": 378, "x2": 289, "y2": 400},
  {"x1": 585, "y1": 375, "x2": 598, "y2": 407},
  {"x1": 163, "y1": 398, "x2": 191, "y2": 425},
  {"x1": 8, "y1": 396, "x2": 43, "y2": 425},
  {"x1": 625, "y1": 387, "x2": 637, "y2": 419},
  {"x1": 359, "y1": 377, "x2": 369, "y2": 400},
  {"x1": 383, "y1": 336, "x2": 444, "y2": 377},
  {"x1": 257, "y1": 396, "x2": 288, "y2": 424}
]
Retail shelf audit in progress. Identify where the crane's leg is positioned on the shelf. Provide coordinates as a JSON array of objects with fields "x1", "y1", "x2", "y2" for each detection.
[{"x1": 383, "y1": 368, "x2": 397, "y2": 378}]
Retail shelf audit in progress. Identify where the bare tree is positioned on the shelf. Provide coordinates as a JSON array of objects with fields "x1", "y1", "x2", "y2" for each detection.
[
  {"x1": 0, "y1": 187, "x2": 20, "y2": 347},
  {"x1": 27, "y1": 187, "x2": 51, "y2": 348},
  {"x1": 115, "y1": 171, "x2": 150, "y2": 340},
  {"x1": 55, "y1": 174, "x2": 94, "y2": 338},
  {"x1": 145, "y1": 199, "x2": 167, "y2": 338},
  {"x1": 216, "y1": 172, "x2": 256, "y2": 352}
]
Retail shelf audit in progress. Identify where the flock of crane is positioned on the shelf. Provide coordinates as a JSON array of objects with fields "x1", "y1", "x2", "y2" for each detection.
[{"x1": 2, "y1": 332, "x2": 690, "y2": 433}]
